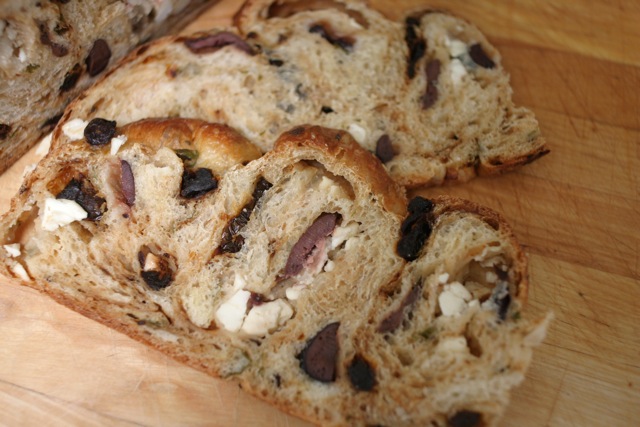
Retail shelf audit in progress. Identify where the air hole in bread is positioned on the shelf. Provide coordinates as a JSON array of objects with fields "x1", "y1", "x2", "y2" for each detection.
[
  {"x1": 308, "y1": 22, "x2": 355, "y2": 52},
  {"x1": 7, "y1": 207, "x2": 39, "y2": 247},
  {"x1": 72, "y1": 223, "x2": 95, "y2": 244},
  {"x1": 378, "y1": 281, "x2": 422, "y2": 333},
  {"x1": 464, "y1": 328, "x2": 483, "y2": 358},
  {"x1": 396, "y1": 348, "x2": 414, "y2": 366},
  {"x1": 295, "y1": 160, "x2": 356, "y2": 201}
]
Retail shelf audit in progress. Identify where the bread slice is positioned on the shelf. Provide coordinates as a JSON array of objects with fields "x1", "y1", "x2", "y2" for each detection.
[
  {"x1": 0, "y1": 0, "x2": 214, "y2": 174},
  {"x1": 53, "y1": 0, "x2": 548, "y2": 188},
  {"x1": 0, "y1": 117, "x2": 547, "y2": 426}
]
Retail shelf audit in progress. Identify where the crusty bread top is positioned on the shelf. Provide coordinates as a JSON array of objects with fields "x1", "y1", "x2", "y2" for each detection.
[{"x1": 118, "y1": 118, "x2": 263, "y2": 175}]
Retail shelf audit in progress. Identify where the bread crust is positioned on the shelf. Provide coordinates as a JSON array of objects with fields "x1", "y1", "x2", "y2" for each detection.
[{"x1": 119, "y1": 118, "x2": 263, "y2": 173}]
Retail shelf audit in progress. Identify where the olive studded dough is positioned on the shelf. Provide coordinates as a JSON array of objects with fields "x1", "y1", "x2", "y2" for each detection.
[
  {"x1": 0, "y1": 0, "x2": 213, "y2": 173},
  {"x1": 54, "y1": 0, "x2": 548, "y2": 188},
  {"x1": 0, "y1": 118, "x2": 548, "y2": 426}
]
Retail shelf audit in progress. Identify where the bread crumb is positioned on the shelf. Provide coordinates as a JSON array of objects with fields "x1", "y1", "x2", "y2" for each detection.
[
  {"x1": 62, "y1": 118, "x2": 89, "y2": 141},
  {"x1": 110, "y1": 135, "x2": 128, "y2": 155},
  {"x1": 35, "y1": 132, "x2": 52, "y2": 156},
  {"x1": 10, "y1": 263, "x2": 30, "y2": 281},
  {"x1": 347, "y1": 123, "x2": 367, "y2": 144},
  {"x1": 3, "y1": 243, "x2": 21, "y2": 257}
]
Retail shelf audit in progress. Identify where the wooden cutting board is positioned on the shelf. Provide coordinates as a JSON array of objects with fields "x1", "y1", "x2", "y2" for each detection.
[{"x1": 0, "y1": 0, "x2": 638, "y2": 425}]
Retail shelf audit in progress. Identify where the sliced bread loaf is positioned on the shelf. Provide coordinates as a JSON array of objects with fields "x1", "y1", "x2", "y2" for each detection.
[
  {"x1": 53, "y1": 0, "x2": 548, "y2": 188},
  {"x1": 0, "y1": 117, "x2": 547, "y2": 426}
]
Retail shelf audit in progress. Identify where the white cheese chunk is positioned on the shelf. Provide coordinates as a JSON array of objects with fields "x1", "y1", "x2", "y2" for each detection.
[
  {"x1": 233, "y1": 273, "x2": 247, "y2": 290},
  {"x1": 474, "y1": 245, "x2": 502, "y2": 262},
  {"x1": 481, "y1": 297, "x2": 497, "y2": 312},
  {"x1": 449, "y1": 59, "x2": 467, "y2": 86},
  {"x1": 110, "y1": 135, "x2": 128, "y2": 156},
  {"x1": 10, "y1": 263, "x2": 30, "y2": 281},
  {"x1": 35, "y1": 132, "x2": 52, "y2": 156},
  {"x1": 448, "y1": 281, "x2": 472, "y2": 301},
  {"x1": 318, "y1": 176, "x2": 335, "y2": 192},
  {"x1": 446, "y1": 38, "x2": 468, "y2": 58},
  {"x1": 241, "y1": 299, "x2": 293, "y2": 336},
  {"x1": 41, "y1": 198, "x2": 88, "y2": 231},
  {"x1": 437, "y1": 272, "x2": 450, "y2": 284},
  {"x1": 436, "y1": 336, "x2": 467, "y2": 354},
  {"x1": 61, "y1": 118, "x2": 88, "y2": 141},
  {"x1": 316, "y1": 176, "x2": 345, "y2": 199},
  {"x1": 347, "y1": 123, "x2": 367, "y2": 144},
  {"x1": 3, "y1": 243, "x2": 21, "y2": 257},
  {"x1": 330, "y1": 222, "x2": 359, "y2": 250},
  {"x1": 438, "y1": 282, "x2": 472, "y2": 316},
  {"x1": 438, "y1": 290, "x2": 466, "y2": 316},
  {"x1": 486, "y1": 271, "x2": 499, "y2": 283},
  {"x1": 285, "y1": 284, "x2": 305, "y2": 300},
  {"x1": 323, "y1": 259, "x2": 335, "y2": 273},
  {"x1": 143, "y1": 253, "x2": 160, "y2": 272},
  {"x1": 215, "y1": 289, "x2": 250, "y2": 333}
]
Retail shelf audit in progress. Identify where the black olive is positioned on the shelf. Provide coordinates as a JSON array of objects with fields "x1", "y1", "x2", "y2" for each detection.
[
  {"x1": 298, "y1": 322, "x2": 340, "y2": 382},
  {"x1": 84, "y1": 118, "x2": 116, "y2": 146},
  {"x1": 348, "y1": 355, "x2": 376, "y2": 391},
  {"x1": 180, "y1": 168, "x2": 217, "y2": 199}
]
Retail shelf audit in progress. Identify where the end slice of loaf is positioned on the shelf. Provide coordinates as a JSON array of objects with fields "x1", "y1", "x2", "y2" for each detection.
[
  {"x1": 53, "y1": 0, "x2": 548, "y2": 188},
  {"x1": 0, "y1": 0, "x2": 214, "y2": 174},
  {"x1": 0, "y1": 117, "x2": 548, "y2": 426}
]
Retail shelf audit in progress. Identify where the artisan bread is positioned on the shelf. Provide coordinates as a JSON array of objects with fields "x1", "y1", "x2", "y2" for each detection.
[
  {"x1": 0, "y1": 0, "x2": 214, "y2": 173},
  {"x1": 54, "y1": 0, "x2": 548, "y2": 187},
  {"x1": 0, "y1": 118, "x2": 547, "y2": 426}
]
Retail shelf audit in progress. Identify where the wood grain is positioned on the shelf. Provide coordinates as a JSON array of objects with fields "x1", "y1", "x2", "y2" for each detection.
[{"x1": 0, "y1": 0, "x2": 638, "y2": 425}]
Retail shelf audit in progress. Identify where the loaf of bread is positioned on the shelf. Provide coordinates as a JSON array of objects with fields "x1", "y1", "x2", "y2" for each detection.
[
  {"x1": 0, "y1": 117, "x2": 548, "y2": 426},
  {"x1": 0, "y1": 0, "x2": 215, "y2": 174},
  {"x1": 53, "y1": 0, "x2": 548, "y2": 187}
]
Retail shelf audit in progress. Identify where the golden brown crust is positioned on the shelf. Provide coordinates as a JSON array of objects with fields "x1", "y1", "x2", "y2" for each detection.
[
  {"x1": 272, "y1": 125, "x2": 407, "y2": 217},
  {"x1": 119, "y1": 118, "x2": 263, "y2": 174},
  {"x1": 478, "y1": 144, "x2": 551, "y2": 177}
]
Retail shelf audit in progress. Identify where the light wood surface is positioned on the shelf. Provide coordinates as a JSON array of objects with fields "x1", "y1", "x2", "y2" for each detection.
[{"x1": 1, "y1": 0, "x2": 638, "y2": 425}]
